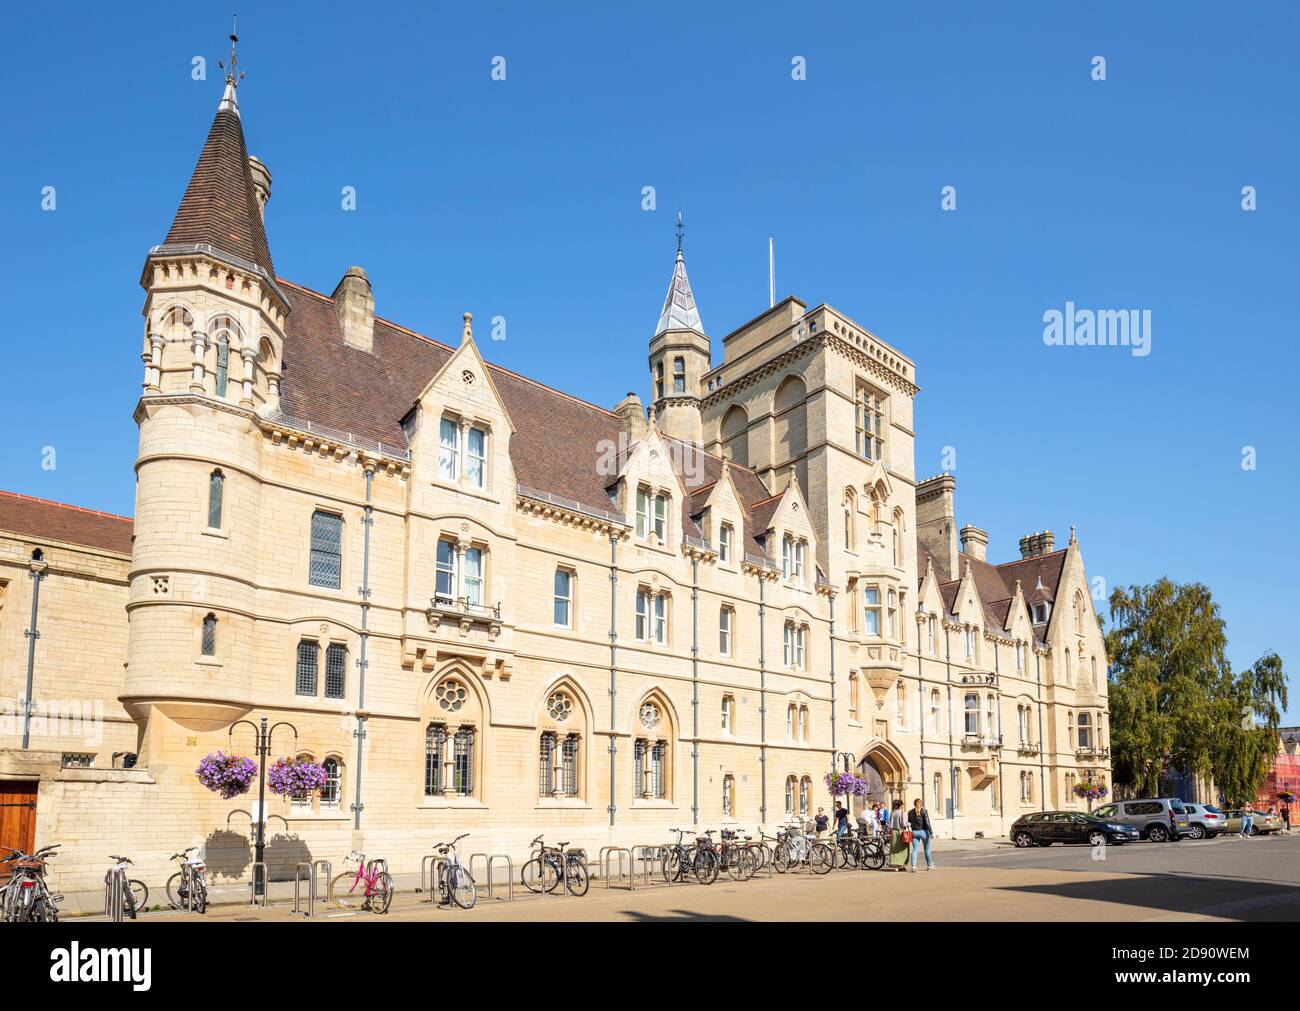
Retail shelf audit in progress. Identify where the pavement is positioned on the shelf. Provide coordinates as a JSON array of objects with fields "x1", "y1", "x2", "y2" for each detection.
[{"x1": 67, "y1": 830, "x2": 1300, "y2": 923}]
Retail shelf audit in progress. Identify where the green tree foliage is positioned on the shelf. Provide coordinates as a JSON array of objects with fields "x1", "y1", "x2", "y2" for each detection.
[{"x1": 1105, "y1": 579, "x2": 1287, "y2": 804}]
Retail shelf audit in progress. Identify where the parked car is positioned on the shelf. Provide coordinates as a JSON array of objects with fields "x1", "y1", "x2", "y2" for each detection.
[
  {"x1": 1182, "y1": 803, "x2": 1227, "y2": 839},
  {"x1": 1009, "y1": 811, "x2": 1141, "y2": 848},
  {"x1": 1219, "y1": 809, "x2": 1283, "y2": 835},
  {"x1": 1091, "y1": 798, "x2": 1191, "y2": 842}
]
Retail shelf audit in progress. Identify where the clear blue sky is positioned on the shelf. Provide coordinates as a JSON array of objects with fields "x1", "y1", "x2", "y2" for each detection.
[{"x1": 2, "y1": 3, "x2": 1296, "y2": 717}]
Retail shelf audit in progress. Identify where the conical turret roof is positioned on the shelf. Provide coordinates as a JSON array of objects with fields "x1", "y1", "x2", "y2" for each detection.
[{"x1": 654, "y1": 251, "x2": 705, "y2": 336}]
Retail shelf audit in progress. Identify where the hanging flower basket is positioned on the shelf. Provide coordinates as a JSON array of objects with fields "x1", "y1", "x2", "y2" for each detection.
[
  {"x1": 267, "y1": 756, "x2": 327, "y2": 799},
  {"x1": 824, "y1": 770, "x2": 869, "y2": 799},
  {"x1": 1074, "y1": 779, "x2": 1109, "y2": 808},
  {"x1": 196, "y1": 751, "x2": 258, "y2": 800}
]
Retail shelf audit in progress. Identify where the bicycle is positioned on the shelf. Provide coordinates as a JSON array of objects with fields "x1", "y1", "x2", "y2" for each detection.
[
  {"x1": 662, "y1": 828, "x2": 720, "y2": 885},
  {"x1": 330, "y1": 851, "x2": 395, "y2": 913},
  {"x1": 1, "y1": 844, "x2": 61, "y2": 922},
  {"x1": 852, "y1": 826, "x2": 887, "y2": 870},
  {"x1": 718, "y1": 829, "x2": 758, "y2": 881},
  {"x1": 772, "y1": 823, "x2": 833, "y2": 874},
  {"x1": 165, "y1": 847, "x2": 209, "y2": 912},
  {"x1": 521, "y1": 835, "x2": 589, "y2": 896},
  {"x1": 431, "y1": 834, "x2": 477, "y2": 909},
  {"x1": 104, "y1": 854, "x2": 149, "y2": 919}
]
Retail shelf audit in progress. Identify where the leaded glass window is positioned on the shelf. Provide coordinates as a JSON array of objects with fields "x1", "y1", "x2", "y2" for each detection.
[
  {"x1": 296, "y1": 640, "x2": 318, "y2": 696},
  {"x1": 208, "y1": 470, "x2": 223, "y2": 529},
  {"x1": 309, "y1": 511, "x2": 342, "y2": 589},
  {"x1": 324, "y1": 643, "x2": 346, "y2": 699}
]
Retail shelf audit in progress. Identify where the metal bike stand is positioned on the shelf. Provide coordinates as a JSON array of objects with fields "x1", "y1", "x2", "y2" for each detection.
[
  {"x1": 249, "y1": 861, "x2": 269, "y2": 907},
  {"x1": 423, "y1": 857, "x2": 448, "y2": 905},
  {"x1": 599, "y1": 847, "x2": 634, "y2": 891},
  {"x1": 633, "y1": 844, "x2": 666, "y2": 886},
  {"x1": 486, "y1": 855, "x2": 513, "y2": 901},
  {"x1": 293, "y1": 862, "x2": 315, "y2": 917},
  {"x1": 468, "y1": 852, "x2": 490, "y2": 892},
  {"x1": 419, "y1": 853, "x2": 438, "y2": 895},
  {"x1": 104, "y1": 870, "x2": 124, "y2": 923},
  {"x1": 314, "y1": 859, "x2": 331, "y2": 904}
]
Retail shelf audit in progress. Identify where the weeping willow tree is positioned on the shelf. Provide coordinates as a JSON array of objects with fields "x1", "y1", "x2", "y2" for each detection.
[{"x1": 1105, "y1": 579, "x2": 1287, "y2": 802}]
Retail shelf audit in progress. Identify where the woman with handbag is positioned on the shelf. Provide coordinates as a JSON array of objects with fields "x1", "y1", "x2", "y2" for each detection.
[
  {"x1": 907, "y1": 797, "x2": 935, "y2": 872},
  {"x1": 888, "y1": 799, "x2": 909, "y2": 870}
]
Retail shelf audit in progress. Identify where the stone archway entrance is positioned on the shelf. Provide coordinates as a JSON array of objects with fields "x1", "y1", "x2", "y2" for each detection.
[{"x1": 852, "y1": 740, "x2": 909, "y2": 820}]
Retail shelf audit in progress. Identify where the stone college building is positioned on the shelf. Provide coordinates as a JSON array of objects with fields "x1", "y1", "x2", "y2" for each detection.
[{"x1": 0, "y1": 70, "x2": 1112, "y2": 891}]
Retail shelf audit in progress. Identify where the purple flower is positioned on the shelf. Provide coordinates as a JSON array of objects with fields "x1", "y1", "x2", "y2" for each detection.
[
  {"x1": 267, "y1": 756, "x2": 328, "y2": 799},
  {"x1": 196, "y1": 751, "x2": 258, "y2": 799},
  {"x1": 824, "y1": 771, "x2": 869, "y2": 798}
]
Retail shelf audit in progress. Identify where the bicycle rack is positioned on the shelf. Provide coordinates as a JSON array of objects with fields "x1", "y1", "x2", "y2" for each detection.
[
  {"x1": 633, "y1": 843, "x2": 669, "y2": 885},
  {"x1": 292, "y1": 859, "x2": 331, "y2": 917},
  {"x1": 104, "y1": 870, "x2": 124, "y2": 923},
  {"x1": 598, "y1": 846, "x2": 635, "y2": 890},
  {"x1": 365, "y1": 857, "x2": 389, "y2": 880},
  {"x1": 422, "y1": 856, "x2": 448, "y2": 905},
  {"x1": 248, "y1": 861, "x2": 269, "y2": 907},
  {"x1": 469, "y1": 852, "x2": 515, "y2": 901}
]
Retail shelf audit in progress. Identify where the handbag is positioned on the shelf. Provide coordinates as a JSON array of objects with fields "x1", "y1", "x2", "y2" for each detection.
[{"x1": 902, "y1": 828, "x2": 913, "y2": 844}]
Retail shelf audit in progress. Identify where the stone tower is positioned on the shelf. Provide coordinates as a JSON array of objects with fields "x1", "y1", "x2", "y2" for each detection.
[
  {"x1": 648, "y1": 230, "x2": 709, "y2": 446},
  {"x1": 125, "y1": 66, "x2": 289, "y2": 758}
]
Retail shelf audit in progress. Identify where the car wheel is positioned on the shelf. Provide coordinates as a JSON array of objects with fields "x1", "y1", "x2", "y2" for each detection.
[
  {"x1": 1189, "y1": 825, "x2": 1206, "y2": 840},
  {"x1": 1147, "y1": 826, "x2": 1169, "y2": 843},
  {"x1": 1013, "y1": 831, "x2": 1035, "y2": 848},
  {"x1": 1088, "y1": 831, "x2": 1108, "y2": 847}
]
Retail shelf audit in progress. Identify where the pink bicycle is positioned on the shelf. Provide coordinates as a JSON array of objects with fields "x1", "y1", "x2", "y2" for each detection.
[{"x1": 329, "y1": 851, "x2": 394, "y2": 913}]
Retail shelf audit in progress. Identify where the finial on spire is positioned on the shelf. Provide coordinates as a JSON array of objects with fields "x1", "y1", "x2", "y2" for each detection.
[
  {"x1": 676, "y1": 210, "x2": 684, "y2": 255},
  {"x1": 217, "y1": 15, "x2": 246, "y2": 114},
  {"x1": 462, "y1": 312, "x2": 473, "y2": 345},
  {"x1": 1069, "y1": 524, "x2": 1077, "y2": 546}
]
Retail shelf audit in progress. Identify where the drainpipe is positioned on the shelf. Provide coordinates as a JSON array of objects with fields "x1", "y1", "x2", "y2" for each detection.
[
  {"x1": 21, "y1": 554, "x2": 48, "y2": 749},
  {"x1": 917, "y1": 625, "x2": 926, "y2": 815},
  {"x1": 352, "y1": 460, "x2": 376, "y2": 830},
  {"x1": 827, "y1": 594, "x2": 836, "y2": 755},
  {"x1": 945, "y1": 626, "x2": 955, "y2": 819},
  {"x1": 607, "y1": 534, "x2": 618, "y2": 827},
  {"x1": 758, "y1": 571, "x2": 767, "y2": 825},
  {"x1": 691, "y1": 558, "x2": 700, "y2": 826},
  {"x1": 994, "y1": 642, "x2": 1003, "y2": 825},
  {"x1": 1036, "y1": 650, "x2": 1046, "y2": 805}
]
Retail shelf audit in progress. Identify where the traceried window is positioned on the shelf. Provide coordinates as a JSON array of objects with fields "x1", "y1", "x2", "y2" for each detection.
[
  {"x1": 424, "y1": 723, "x2": 446, "y2": 795},
  {"x1": 201, "y1": 614, "x2": 217, "y2": 657},
  {"x1": 864, "y1": 587, "x2": 882, "y2": 637},
  {"x1": 633, "y1": 736, "x2": 666, "y2": 799},
  {"x1": 309, "y1": 511, "x2": 343, "y2": 589},
  {"x1": 324, "y1": 643, "x2": 347, "y2": 699},
  {"x1": 554, "y1": 568, "x2": 573, "y2": 627},
  {"x1": 452, "y1": 727, "x2": 475, "y2": 794},
  {"x1": 208, "y1": 470, "x2": 224, "y2": 529},
  {"x1": 719, "y1": 605, "x2": 733, "y2": 656},
  {"x1": 295, "y1": 640, "x2": 318, "y2": 696},
  {"x1": 855, "y1": 385, "x2": 885, "y2": 462}
]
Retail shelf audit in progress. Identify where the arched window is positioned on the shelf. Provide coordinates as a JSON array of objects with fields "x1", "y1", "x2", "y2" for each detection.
[
  {"x1": 930, "y1": 689, "x2": 941, "y2": 734},
  {"x1": 201, "y1": 613, "x2": 217, "y2": 657},
  {"x1": 892, "y1": 509, "x2": 905, "y2": 568},
  {"x1": 721, "y1": 405, "x2": 749, "y2": 467},
  {"x1": 786, "y1": 703, "x2": 795, "y2": 738},
  {"x1": 425, "y1": 673, "x2": 481, "y2": 798},
  {"x1": 208, "y1": 470, "x2": 224, "y2": 529},
  {"x1": 324, "y1": 643, "x2": 347, "y2": 699},
  {"x1": 721, "y1": 694, "x2": 735, "y2": 734},
  {"x1": 785, "y1": 775, "x2": 796, "y2": 815},
  {"x1": 633, "y1": 696, "x2": 671, "y2": 800},
  {"x1": 933, "y1": 772, "x2": 943, "y2": 813},
  {"x1": 321, "y1": 758, "x2": 342, "y2": 808},
  {"x1": 800, "y1": 776, "x2": 812, "y2": 815},
  {"x1": 843, "y1": 488, "x2": 857, "y2": 551},
  {"x1": 540, "y1": 687, "x2": 583, "y2": 799},
  {"x1": 896, "y1": 681, "x2": 907, "y2": 728},
  {"x1": 722, "y1": 774, "x2": 736, "y2": 817},
  {"x1": 214, "y1": 334, "x2": 230, "y2": 397},
  {"x1": 848, "y1": 673, "x2": 860, "y2": 721}
]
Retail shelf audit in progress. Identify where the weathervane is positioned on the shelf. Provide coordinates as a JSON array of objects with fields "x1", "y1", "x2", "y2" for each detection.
[
  {"x1": 219, "y1": 15, "x2": 245, "y2": 87},
  {"x1": 676, "y1": 210, "x2": 684, "y2": 254}
]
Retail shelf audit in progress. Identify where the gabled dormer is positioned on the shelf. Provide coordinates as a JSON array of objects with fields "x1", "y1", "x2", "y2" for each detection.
[
  {"x1": 408, "y1": 314, "x2": 516, "y2": 504},
  {"x1": 613, "y1": 422, "x2": 688, "y2": 551},
  {"x1": 692, "y1": 459, "x2": 746, "y2": 568},
  {"x1": 951, "y1": 560, "x2": 986, "y2": 666},
  {"x1": 756, "y1": 473, "x2": 817, "y2": 591}
]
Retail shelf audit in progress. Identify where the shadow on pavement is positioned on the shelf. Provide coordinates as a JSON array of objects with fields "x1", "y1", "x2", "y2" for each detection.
[
  {"x1": 623, "y1": 909, "x2": 750, "y2": 922},
  {"x1": 996, "y1": 872, "x2": 1300, "y2": 921}
]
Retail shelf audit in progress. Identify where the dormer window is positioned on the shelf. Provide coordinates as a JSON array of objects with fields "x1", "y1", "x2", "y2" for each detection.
[
  {"x1": 964, "y1": 627, "x2": 976, "y2": 660},
  {"x1": 439, "y1": 417, "x2": 488, "y2": 489},
  {"x1": 1032, "y1": 602, "x2": 1051, "y2": 625},
  {"x1": 781, "y1": 535, "x2": 805, "y2": 583},
  {"x1": 466, "y1": 427, "x2": 486, "y2": 488},
  {"x1": 653, "y1": 493, "x2": 668, "y2": 543},
  {"x1": 719, "y1": 523, "x2": 733, "y2": 563},
  {"x1": 636, "y1": 487, "x2": 649, "y2": 538}
]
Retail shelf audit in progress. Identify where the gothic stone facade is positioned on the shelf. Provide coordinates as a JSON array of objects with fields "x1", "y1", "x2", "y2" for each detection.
[{"x1": 0, "y1": 80, "x2": 1111, "y2": 892}]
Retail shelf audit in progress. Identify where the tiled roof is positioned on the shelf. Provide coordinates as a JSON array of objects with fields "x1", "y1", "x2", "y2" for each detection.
[
  {"x1": 277, "y1": 281, "x2": 777, "y2": 546},
  {"x1": 0, "y1": 491, "x2": 134, "y2": 556},
  {"x1": 164, "y1": 104, "x2": 274, "y2": 277},
  {"x1": 929, "y1": 543, "x2": 1068, "y2": 641}
]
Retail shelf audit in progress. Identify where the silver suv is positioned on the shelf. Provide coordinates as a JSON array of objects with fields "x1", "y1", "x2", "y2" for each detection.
[
  {"x1": 1091, "y1": 798, "x2": 1191, "y2": 842},
  {"x1": 1182, "y1": 803, "x2": 1227, "y2": 839}
]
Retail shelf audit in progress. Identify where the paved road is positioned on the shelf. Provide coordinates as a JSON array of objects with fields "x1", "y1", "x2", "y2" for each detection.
[{"x1": 101, "y1": 832, "x2": 1300, "y2": 923}]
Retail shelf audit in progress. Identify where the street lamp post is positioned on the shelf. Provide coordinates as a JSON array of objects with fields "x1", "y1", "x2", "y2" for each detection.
[
  {"x1": 831, "y1": 750, "x2": 856, "y2": 826},
  {"x1": 229, "y1": 715, "x2": 298, "y2": 899}
]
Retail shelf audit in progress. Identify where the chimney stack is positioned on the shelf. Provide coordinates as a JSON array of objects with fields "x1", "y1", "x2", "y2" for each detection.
[
  {"x1": 613, "y1": 392, "x2": 647, "y2": 442},
  {"x1": 1018, "y1": 530, "x2": 1056, "y2": 559},
  {"x1": 916, "y1": 474, "x2": 958, "y2": 580},
  {"x1": 333, "y1": 266, "x2": 375, "y2": 353},
  {"x1": 247, "y1": 155, "x2": 272, "y2": 221},
  {"x1": 959, "y1": 524, "x2": 989, "y2": 562}
]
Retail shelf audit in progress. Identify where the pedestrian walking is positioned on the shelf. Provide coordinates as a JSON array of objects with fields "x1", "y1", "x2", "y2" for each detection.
[
  {"x1": 833, "y1": 802, "x2": 850, "y2": 838},
  {"x1": 1282, "y1": 803, "x2": 1291, "y2": 833},
  {"x1": 1239, "y1": 801, "x2": 1254, "y2": 838},
  {"x1": 814, "y1": 807, "x2": 829, "y2": 837},
  {"x1": 888, "y1": 799, "x2": 909, "y2": 870},
  {"x1": 907, "y1": 797, "x2": 935, "y2": 872}
]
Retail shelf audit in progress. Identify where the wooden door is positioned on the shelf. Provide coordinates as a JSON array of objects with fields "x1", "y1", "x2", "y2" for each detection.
[{"x1": 0, "y1": 781, "x2": 38, "y2": 879}]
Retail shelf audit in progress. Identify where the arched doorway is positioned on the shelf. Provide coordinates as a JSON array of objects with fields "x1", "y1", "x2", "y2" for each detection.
[{"x1": 853, "y1": 739, "x2": 909, "y2": 819}]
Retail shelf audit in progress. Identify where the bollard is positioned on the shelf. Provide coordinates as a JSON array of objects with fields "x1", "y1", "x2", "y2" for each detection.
[{"x1": 104, "y1": 870, "x2": 124, "y2": 923}]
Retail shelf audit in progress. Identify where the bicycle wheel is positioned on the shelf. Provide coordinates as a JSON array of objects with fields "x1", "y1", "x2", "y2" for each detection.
[
  {"x1": 736, "y1": 847, "x2": 758, "y2": 880},
  {"x1": 773, "y1": 843, "x2": 791, "y2": 874},
  {"x1": 450, "y1": 866, "x2": 477, "y2": 909},
  {"x1": 565, "y1": 857, "x2": 590, "y2": 896},
  {"x1": 123, "y1": 878, "x2": 148, "y2": 919},
  {"x1": 192, "y1": 878, "x2": 207, "y2": 914},
  {"x1": 662, "y1": 847, "x2": 683, "y2": 883},
  {"x1": 693, "y1": 847, "x2": 720, "y2": 885},
  {"x1": 165, "y1": 871, "x2": 185, "y2": 910},
  {"x1": 370, "y1": 872, "x2": 394, "y2": 914},
  {"x1": 330, "y1": 871, "x2": 368, "y2": 910},
  {"x1": 725, "y1": 847, "x2": 745, "y2": 881},
  {"x1": 521, "y1": 856, "x2": 559, "y2": 894},
  {"x1": 809, "y1": 843, "x2": 834, "y2": 875},
  {"x1": 864, "y1": 840, "x2": 886, "y2": 870}
]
